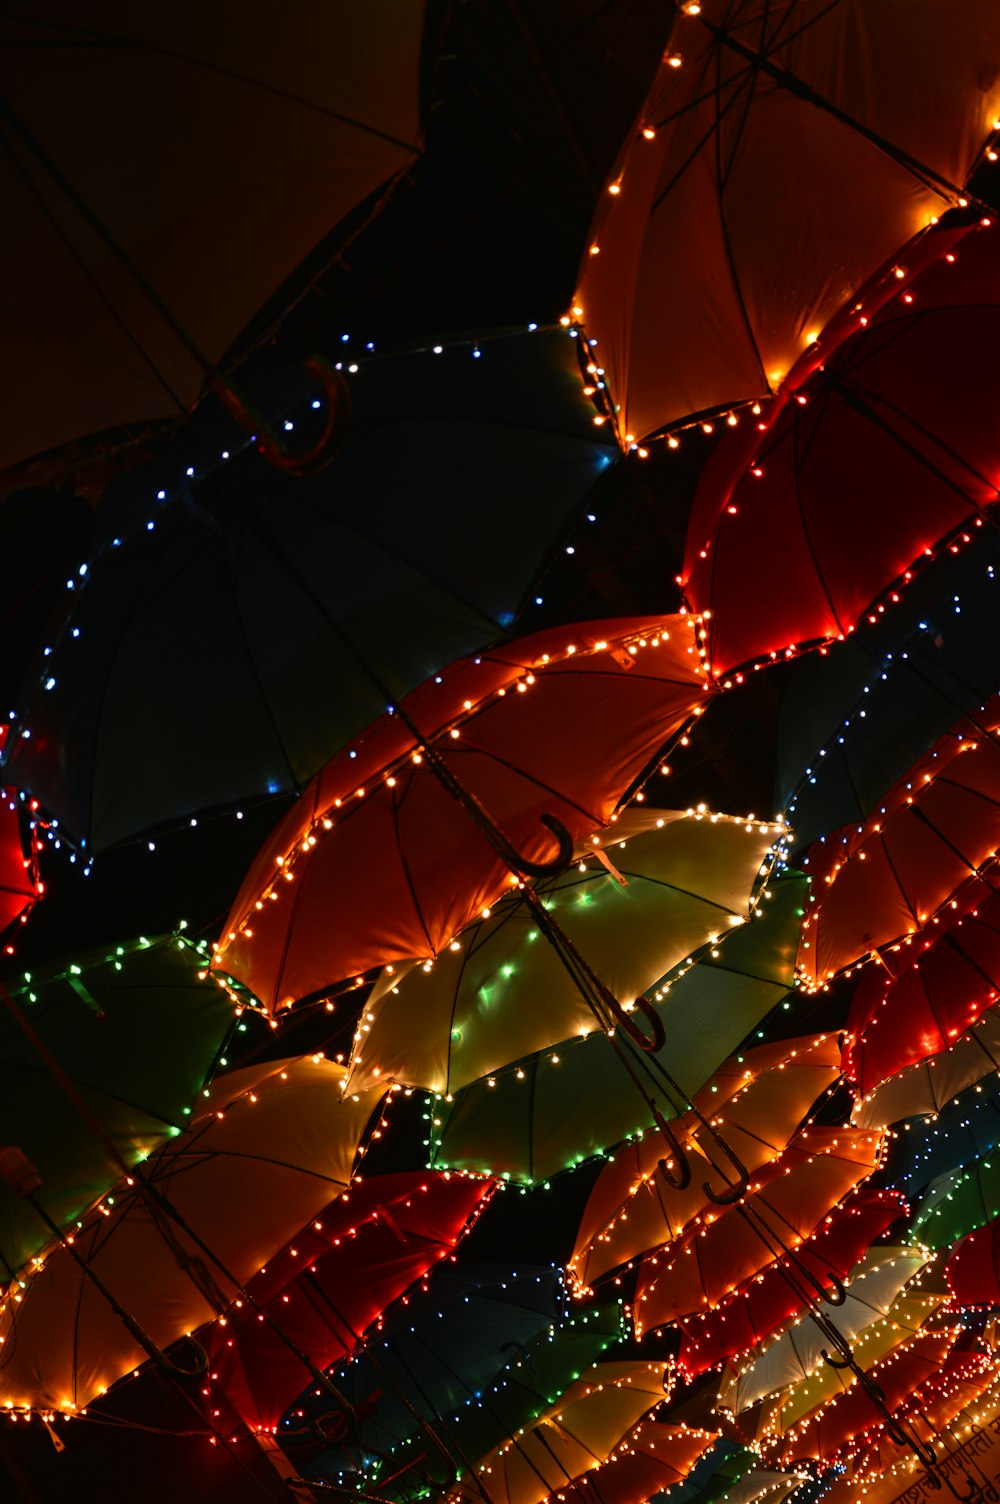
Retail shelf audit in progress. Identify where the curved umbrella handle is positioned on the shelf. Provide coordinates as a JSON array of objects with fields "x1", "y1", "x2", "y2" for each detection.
[
  {"x1": 823, "y1": 1272, "x2": 848, "y2": 1306},
  {"x1": 820, "y1": 1346, "x2": 854, "y2": 1370},
  {"x1": 159, "y1": 1335, "x2": 209, "y2": 1379},
  {"x1": 211, "y1": 356, "x2": 352, "y2": 476},
  {"x1": 611, "y1": 993, "x2": 666, "y2": 1053},
  {"x1": 702, "y1": 1132, "x2": 750, "y2": 1206},
  {"x1": 653, "y1": 1115, "x2": 693, "y2": 1191},
  {"x1": 503, "y1": 812, "x2": 574, "y2": 879}
]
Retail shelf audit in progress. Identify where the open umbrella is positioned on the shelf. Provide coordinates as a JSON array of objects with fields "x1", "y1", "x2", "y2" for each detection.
[
  {"x1": 675, "y1": 1189, "x2": 907, "y2": 1378},
  {"x1": 852, "y1": 1004, "x2": 1000, "y2": 1130},
  {"x1": 798, "y1": 697, "x2": 1000, "y2": 985},
  {"x1": 568, "y1": 1035, "x2": 842, "y2": 1291},
  {"x1": 842, "y1": 880, "x2": 1000, "y2": 1099},
  {"x1": 5, "y1": 329, "x2": 617, "y2": 852},
  {"x1": 346, "y1": 810, "x2": 783, "y2": 1097},
  {"x1": 560, "y1": 1419, "x2": 720, "y2": 1504},
  {"x1": 0, "y1": 930, "x2": 238, "y2": 1278},
  {"x1": 447, "y1": 1360, "x2": 672, "y2": 1504},
  {"x1": 0, "y1": 797, "x2": 38, "y2": 940},
  {"x1": 428, "y1": 868, "x2": 805, "y2": 1184},
  {"x1": 570, "y1": 0, "x2": 1000, "y2": 444},
  {"x1": 911, "y1": 1153, "x2": 1000, "y2": 1252},
  {"x1": 634, "y1": 1126, "x2": 886, "y2": 1336},
  {"x1": 0, "y1": 1055, "x2": 384, "y2": 1412},
  {"x1": 682, "y1": 216, "x2": 1000, "y2": 678},
  {"x1": 948, "y1": 1217, "x2": 1000, "y2": 1307},
  {"x1": 0, "y1": 0, "x2": 428, "y2": 475},
  {"x1": 214, "y1": 615, "x2": 709, "y2": 1009}
]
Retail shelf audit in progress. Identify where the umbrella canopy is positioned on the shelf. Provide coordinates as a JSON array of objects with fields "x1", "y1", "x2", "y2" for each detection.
[
  {"x1": 675, "y1": 1189, "x2": 907, "y2": 1378},
  {"x1": 798, "y1": 698, "x2": 1000, "y2": 985},
  {"x1": 682, "y1": 216, "x2": 1000, "y2": 678},
  {"x1": 884, "y1": 1077, "x2": 1000, "y2": 1197},
  {"x1": 0, "y1": 0, "x2": 427, "y2": 474},
  {"x1": 560, "y1": 1419, "x2": 720, "y2": 1504},
  {"x1": 0, "y1": 930, "x2": 238, "y2": 1278},
  {"x1": 347, "y1": 810, "x2": 783, "y2": 1097},
  {"x1": 199, "y1": 1169, "x2": 494, "y2": 1436},
  {"x1": 571, "y1": 0, "x2": 1000, "y2": 444},
  {"x1": 911, "y1": 1154, "x2": 1000, "y2": 1251},
  {"x1": 0, "y1": 797, "x2": 38, "y2": 939},
  {"x1": 447, "y1": 1360, "x2": 672, "y2": 1504},
  {"x1": 948, "y1": 1217, "x2": 1000, "y2": 1307},
  {"x1": 851, "y1": 1004, "x2": 1000, "y2": 1130},
  {"x1": 843, "y1": 882, "x2": 1000, "y2": 1099},
  {"x1": 633, "y1": 1125, "x2": 886, "y2": 1335},
  {"x1": 214, "y1": 614, "x2": 709, "y2": 1009},
  {"x1": 568, "y1": 1035, "x2": 842, "y2": 1291},
  {"x1": 0, "y1": 1055, "x2": 384, "y2": 1412},
  {"x1": 428, "y1": 869, "x2": 806, "y2": 1183},
  {"x1": 5, "y1": 330, "x2": 616, "y2": 852},
  {"x1": 720, "y1": 1248, "x2": 929, "y2": 1416}
]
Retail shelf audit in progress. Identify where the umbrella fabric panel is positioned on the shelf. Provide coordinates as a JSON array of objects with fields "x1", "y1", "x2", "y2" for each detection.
[
  {"x1": 0, "y1": 0, "x2": 426, "y2": 471},
  {"x1": 347, "y1": 812, "x2": 781, "y2": 1096},
  {"x1": 214, "y1": 616, "x2": 708, "y2": 1009},
  {"x1": 573, "y1": 0, "x2": 1000, "y2": 443},
  {"x1": 852, "y1": 1004, "x2": 1000, "y2": 1128}
]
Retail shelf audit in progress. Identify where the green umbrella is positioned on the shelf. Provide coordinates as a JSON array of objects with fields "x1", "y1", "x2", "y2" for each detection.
[
  {"x1": 0, "y1": 931, "x2": 241, "y2": 1277},
  {"x1": 910, "y1": 1154, "x2": 1000, "y2": 1251},
  {"x1": 429, "y1": 871, "x2": 807, "y2": 1183},
  {"x1": 348, "y1": 812, "x2": 784, "y2": 1097}
]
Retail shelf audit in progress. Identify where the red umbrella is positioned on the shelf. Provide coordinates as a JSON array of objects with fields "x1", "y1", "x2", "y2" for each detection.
[
  {"x1": 199, "y1": 1169, "x2": 494, "y2": 1437},
  {"x1": 213, "y1": 615, "x2": 709, "y2": 1010},
  {"x1": 798, "y1": 700, "x2": 1000, "y2": 985},
  {"x1": 947, "y1": 1217, "x2": 1000, "y2": 1308},
  {"x1": 682, "y1": 217, "x2": 1000, "y2": 678},
  {"x1": 843, "y1": 880, "x2": 1000, "y2": 1098},
  {"x1": 633, "y1": 1126, "x2": 886, "y2": 1335},
  {"x1": 0, "y1": 794, "x2": 39, "y2": 940},
  {"x1": 571, "y1": 0, "x2": 1000, "y2": 445},
  {"x1": 674, "y1": 1188, "x2": 906, "y2": 1378}
]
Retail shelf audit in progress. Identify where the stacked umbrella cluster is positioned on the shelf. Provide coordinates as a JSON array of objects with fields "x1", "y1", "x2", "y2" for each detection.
[{"x1": 5, "y1": 4, "x2": 1000, "y2": 1503}]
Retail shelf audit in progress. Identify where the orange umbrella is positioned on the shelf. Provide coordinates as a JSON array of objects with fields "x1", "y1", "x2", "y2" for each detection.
[
  {"x1": 568, "y1": 1035, "x2": 841, "y2": 1291},
  {"x1": 560, "y1": 1419, "x2": 719, "y2": 1504},
  {"x1": 214, "y1": 615, "x2": 708, "y2": 1010},
  {"x1": 634, "y1": 1125, "x2": 886, "y2": 1335},
  {"x1": 799, "y1": 700, "x2": 1000, "y2": 985},
  {"x1": 571, "y1": 0, "x2": 1000, "y2": 444}
]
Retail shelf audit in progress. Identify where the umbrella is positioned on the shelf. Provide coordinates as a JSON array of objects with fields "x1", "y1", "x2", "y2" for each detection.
[
  {"x1": 911, "y1": 1154, "x2": 1000, "y2": 1251},
  {"x1": 948, "y1": 1217, "x2": 1000, "y2": 1307},
  {"x1": 570, "y1": 0, "x2": 1000, "y2": 444},
  {"x1": 5, "y1": 329, "x2": 617, "y2": 852},
  {"x1": 558, "y1": 1419, "x2": 720, "y2": 1504},
  {"x1": 447, "y1": 1360, "x2": 672, "y2": 1504},
  {"x1": 0, "y1": 1055, "x2": 384, "y2": 1412},
  {"x1": 798, "y1": 697, "x2": 1000, "y2": 985},
  {"x1": 346, "y1": 809, "x2": 783, "y2": 1097},
  {"x1": 675, "y1": 1188, "x2": 907, "y2": 1378},
  {"x1": 719, "y1": 1248, "x2": 930, "y2": 1416},
  {"x1": 633, "y1": 1125, "x2": 886, "y2": 1335},
  {"x1": 682, "y1": 215, "x2": 1000, "y2": 678},
  {"x1": 0, "y1": 930, "x2": 238, "y2": 1278},
  {"x1": 214, "y1": 614, "x2": 709, "y2": 1009},
  {"x1": 428, "y1": 868, "x2": 806, "y2": 1183},
  {"x1": 197, "y1": 1169, "x2": 494, "y2": 1438},
  {"x1": 0, "y1": 0, "x2": 427, "y2": 475},
  {"x1": 852, "y1": 1003, "x2": 1000, "y2": 1129},
  {"x1": 776, "y1": 531, "x2": 1000, "y2": 850},
  {"x1": 568, "y1": 1034, "x2": 842, "y2": 1291},
  {"x1": 0, "y1": 796, "x2": 38, "y2": 939},
  {"x1": 881, "y1": 1076, "x2": 1000, "y2": 1196}
]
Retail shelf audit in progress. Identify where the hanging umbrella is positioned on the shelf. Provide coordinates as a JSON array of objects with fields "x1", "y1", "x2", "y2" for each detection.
[
  {"x1": 428, "y1": 868, "x2": 805, "y2": 1184},
  {"x1": 798, "y1": 697, "x2": 1000, "y2": 985},
  {"x1": 196, "y1": 1169, "x2": 494, "y2": 1439},
  {"x1": 851, "y1": 1003, "x2": 1000, "y2": 1130},
  {"x1": 0, "y1": 0, "x2": 428, "y2": 476},
  {"x1": 446, "y1": 1360, "x2": 672, "y2": 1504},
  {"x1": 948, "y1": 1217, "x2": 1000, "y2": 1307},
  {"x1": 842, "y1": 881, "x2": 1000, "y2": 1099},
  {"x1": 682, "y1": 215, "x2": 1000, "y2": 679},
  {"x1": 214, "y1": 614, "x2": 709, "y2": 1009},
  {"x1": 676, "y1": 1188, "x2": 907, "y2": 1378},
  {"x1": 776, "y1": 531, "x2": 1000, "y2": 850},
  {"x1": 0, "y1": 930, "x2": 239, "y2": 1278},
  {"x1": 570, "y1": 0, "x2": 1000, "y2": 444},
  {"x1": 558, "y1": 1419, "x2": 720, "y2": 1504},
  {"x1": 346, "y1": 810, "x2": 783, "y2": 1097},
  {"x1": 568, "y1": 1034, "x2": 842, "y2": 1291},
  {"x1": 5, "y1": 330, "x2": 618, "y2": 852},
  {"x1": 0, "y1": 796, "x2": 38, "y2": 940},
  {"x1": 633, "y1": 1126, "x2": 886, "y2": 1336},
  {"x1": 881, "y1": 1075, "x2": 1000, "y2": 1197},
  {"x1": 911, "y1": 1154, "x2": 1000, "y2": 1252},
  {"x1": 719, "y1": 1248, "x2": 930, "y2": 1417},
  {"x1": 0, "y1": 1055, "x2": 384, "y2": 1412}
]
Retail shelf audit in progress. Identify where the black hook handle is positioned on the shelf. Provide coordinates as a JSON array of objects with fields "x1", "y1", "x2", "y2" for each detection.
[
  {"x1": 211, "y1": 356, "x2": 352, "y2": 477},
  {"x1": 820, "y1": 1346, "x2": 854, "y2": 1369},
  {"x1": 504, "y1": 812, "x2": 575, "y2": 879},
  {"x1": 702, "y1": 1132, "x2": 751, "y2": 1206},
  {"x1": 654, "y1": 1114, "x2": 693, "y2": 1191},
  {"x1": 823, "y1": 1271, "x2": 848, "y2": 1305},
  {"x1": 160, "y1": 1334, "x2": 209, "y2": 1379}
]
